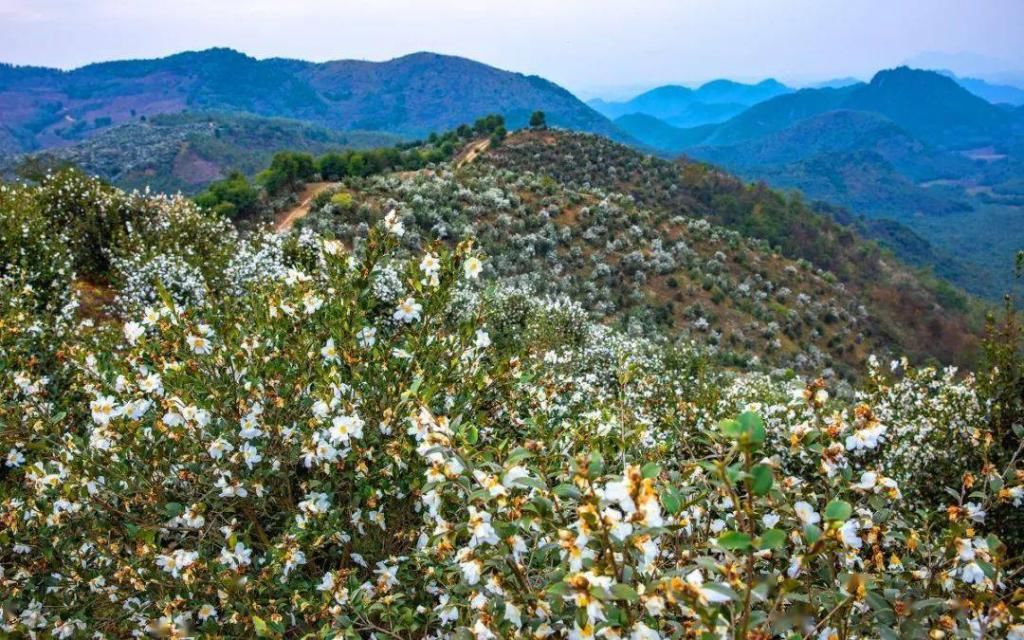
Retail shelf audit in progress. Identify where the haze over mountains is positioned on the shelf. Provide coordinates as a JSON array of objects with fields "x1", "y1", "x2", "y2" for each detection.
[
  {"x1": 610, "y1": 67, "x2": 1024, "y2": 298},
  {"x1": 1, "y1": 47, "x2": 1022, "y2": 299}
]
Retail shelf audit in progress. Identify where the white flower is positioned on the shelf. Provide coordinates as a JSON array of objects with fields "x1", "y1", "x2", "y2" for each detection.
[
  {"x1": 794, "y1": 501, "x2": 820, "y2": 525},
  {"x1": 139, "y1": 373, "x2": 163, "y2": 395},
  {"x1": 320, "y1": 338, "x2": 340, "y2": 363},
  {"x1": 5, "y1": 448, "x2": 25, "y2": 468},
  {"x1": 329, "y1": 414, "x2": 365, "y2": 444},
  {"x1": 853, "y1": 471, "x2": 877, "y2": 491},
  {"x1": 186, "y1": 334, "x2": 212, "y2": 355},
  {"x1": 383, "y1": 209, "x2": 405, "y2": 236},
  {"x1": 393, "y1": 297, "x2": 422, "y2": 323},
  {"x1": 460, "y1": 558, "x2": 483, "y2": 585},
  {"x1": 317, "y1": 572, "x2": 336, "y2": 592},
  {"x1": 124, "y1": 321, "x2": 145, "y2": 345},
  {"x1": 156, "y1": 549, "x2": 198, "y2": 578},
  {"x1": 965, "y1": 502, "x2": 986, "y2": 523},
  {"x1": 219, "y1": 542, "x2": 253, "y2": 569},
  {"x1": 960, "y1": 562, "x2": 986, "y2": 584},
  {"x1": 503, "y1": 602, "x2": 522, "y2": 629},
  {"x1": 839, "y1": 520, "x2": 862, "y2": 550},
  {"x1": 468, "y1": 507, "x2": 500, "y2": 547},
  {"x1": 420, "y1": 253, "x2": 441, "y2": 276},
  {"x1": 464, "y1": 256, "x2": 483, "y2": 280},
  {"x1": 630, "y1": 622, "x2": 662, "y2": 640},
  {"x1": 208, "y1": 438, "x2": 233, "y2": 459},
  {"x1": 502, "y1": 465, "x2": 530, "y2": 488},
  {"x1": 685, "y1": 569, "x2": 731, "y2": 603},
  {"x1": 357, "y1": 326, "x2": 377, "y2": 348},
  {"x1": 90, "y1": 395, "x2": 120, "y2": 425},
  {"x1": 474, "y1": 329, "x2": 491, "y2": 349},
  {"x1": 197, "y1": 604, "x2": 217, "y2": 622}
]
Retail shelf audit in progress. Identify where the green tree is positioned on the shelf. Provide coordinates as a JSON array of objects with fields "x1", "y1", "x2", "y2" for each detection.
[
  {"x1": 194, "y1": 171, "x2": 260, "y2": 220},
  {"x1": 529, "y1": 111, "x2": 547, "y2": 129},
  {"x1": 258, "y1": 151, "x2": 316, "y2": 195}
]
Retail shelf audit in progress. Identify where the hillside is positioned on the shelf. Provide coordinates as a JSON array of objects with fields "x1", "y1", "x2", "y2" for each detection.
[
  {"x1": 616, "y1": 69, "x2": 1024, "y2": 299},
  {"x1": 0, "y1": 48, "x2": 627, "y2": 154},
  {"x1": 590, "y1": 78, "x2": 791, "y2": 127},
  {"x1": 666, "y1": 67, "x2": 1015, "y2": 150},
  {"x1": 687, "y1": 110, "x2": 975, "y2": 216},
  {"x1": 0, "y1": 112, "x2": 400, "y2": 194},
  {"x1": 3, "y1": 137, "x2": 1023, "y2": 639},
  {"x1": 292, "y1": 130, "x2": 980, "y2": 377}
]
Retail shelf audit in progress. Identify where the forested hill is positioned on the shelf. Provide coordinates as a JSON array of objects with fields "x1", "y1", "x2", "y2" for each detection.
[{"x1": 0, "y1": 48, "x2": 627, "y2": 153}]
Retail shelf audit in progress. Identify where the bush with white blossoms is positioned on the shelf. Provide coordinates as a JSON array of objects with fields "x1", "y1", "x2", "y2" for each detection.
[
  {"x1": 2, "y1": 175, "x2": 1024, "y2": 639},
  {"x1": 111, "y1": 252, "x2": 210, "y2": 312}
]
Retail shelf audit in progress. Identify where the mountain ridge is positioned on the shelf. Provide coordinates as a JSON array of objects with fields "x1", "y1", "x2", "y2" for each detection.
[{"x1": 0, "y1": 47, "x2": 630, "y2": 154}]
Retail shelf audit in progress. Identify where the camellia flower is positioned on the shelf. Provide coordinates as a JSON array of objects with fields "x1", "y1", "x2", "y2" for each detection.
[
  {"x1": 357, "y1": 326, "x2": 377, "y2": 348},
  {"x1": 89, "y1": 395, "x2": 119, "y2": 425},
  {"x1": 320, "y1": 338, "x2": 340, "y2": 363},
  {"x1": 685, "y1": 569, "x2": 732, "y2": 604},
  {"x1": 794, "y1": 501, "x2": 820, "y2": 525},
  {"x1": 197, "y1": 605, "x2": 217, "y2": 622},
  {"x1": 186, "y1": 333, "x2": 212, "y2": 355},
  {"x1": 123, "y1": 320, "x2": 145, "y2": 345},
  {"x1": 460, "y1": 558, "x2": 483, "y2": 585},
  {"x1": 383, "y1": 209, "x2": 405, "y2": 236},
  {"x1": 464, "y1": 256, "x2": 483, "y2": 279},
  {"x1": 393, "y1": 297, "x2": 422, "y2": 323},
  {"x1": 156, "y1": 549, "x2": 198, "y2": 578}
]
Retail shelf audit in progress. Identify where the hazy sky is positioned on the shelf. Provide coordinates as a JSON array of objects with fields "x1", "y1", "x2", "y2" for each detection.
[{"x1": 1, "y1": 0, "x2": 1022, "y2": 98}]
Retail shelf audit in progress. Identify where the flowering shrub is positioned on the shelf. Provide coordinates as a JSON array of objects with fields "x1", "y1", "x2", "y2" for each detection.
[
  {"x1": 1, "y1": 172, "x2": 1023, "y2": 638},
  {"x1": 0, "y1": 216, "x2": 1021, "y2": 638}
]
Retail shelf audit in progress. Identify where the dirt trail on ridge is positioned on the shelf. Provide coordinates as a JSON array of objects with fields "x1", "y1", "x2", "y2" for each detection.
[{"x1": 274, "y1": 182, "x2": 335, "y2": 232}]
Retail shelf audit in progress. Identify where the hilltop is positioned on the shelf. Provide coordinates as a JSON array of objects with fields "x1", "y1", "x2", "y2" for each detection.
[
  {"x1": 0, "y1": 48, "x2": 627, "y2": 154},
  {"x1": 286, "y1": 129, "x2": 980, "y2": 377}
]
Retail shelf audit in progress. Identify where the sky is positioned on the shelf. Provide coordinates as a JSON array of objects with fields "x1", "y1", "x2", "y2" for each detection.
[{"x1": 1, "y1": 0, "x2": 1022, "y2": 99}]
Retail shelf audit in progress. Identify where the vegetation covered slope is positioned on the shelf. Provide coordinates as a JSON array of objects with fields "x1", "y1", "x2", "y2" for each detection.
[
  {"x1": 0, "y1": 48, "x2": 626, "y2": 154},
  {"x1": 2, "y1": 155, "x2": 1024, "y2": 638},
  {"x1": 290, "y1": 130, "x2": 980, "y2": 377},
  {"x1": 613, "y1": 69, "x2": 1024, "y2": 300},
  {"x1": 0, "y1": 112, "x2": 401, "y2": 194}
]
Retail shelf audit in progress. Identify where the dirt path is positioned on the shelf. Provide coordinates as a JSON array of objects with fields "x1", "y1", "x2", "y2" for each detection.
[
  {"x1": 274, "y1": 181, "x2": 336, "y2": 232},
  {"x1": 455, "y1": 138, "x2": 490, "y2": 169}
]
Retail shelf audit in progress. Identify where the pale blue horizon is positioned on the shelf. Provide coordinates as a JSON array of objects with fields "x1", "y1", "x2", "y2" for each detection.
[{"x1": 1, "y1": 0, "x2": 1022, "y2": 99}]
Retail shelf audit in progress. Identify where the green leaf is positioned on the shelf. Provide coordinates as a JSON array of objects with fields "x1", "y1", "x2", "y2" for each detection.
[
  {"x1": 641, "y1": 462, "x2": 662, "y2": 479},
  {"x1": 758, "y1": 528, "x2": 786, "y2": 550},
  {"x1": 804, "y1": 524, "x2": 822, "y2": 543},
  {"x1": 253, "y1": 616, "x2": 271, "y2": 638},
  {"x1": 545, "y1": 581, "x2": 570, "y2": 597},
  {"x1": 661, "y1": 488, "x2": 682, "y2": 515},
  {"x1": 587, "y1": 452, "x2": 605, "y2": 477},
  {"x1": 718, "y1": 531, "x2": 752, "y2": 551},
  {"x1": 463, "y1": 425, "x2": 479, "y2": 445},
  {"x1": 738, "y1": 411, "x2": 766, "y2": 444},
  {"x1": 610, "y1": 583, "x2": 640, "y2": 602},
  {"x1": 718, "y1": 419, "x2": 742, "y2": 439},
  {"x1": 552, "y1": 483, "x2": 581, "y2": 499},
  {"x1": 164, "y1": 502, "x2": 185, "y2": 517},
  {"x1": 751, "y1": 464, "x2": 773, "y2": 496},
  {"x1": 824, "y1": 499, "x2": 852, "y2": 522}
]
